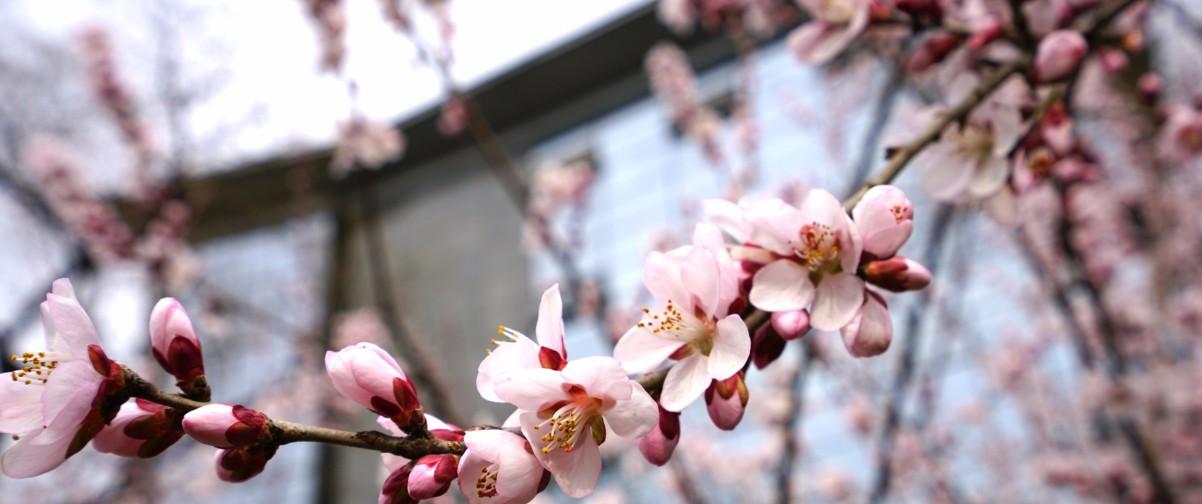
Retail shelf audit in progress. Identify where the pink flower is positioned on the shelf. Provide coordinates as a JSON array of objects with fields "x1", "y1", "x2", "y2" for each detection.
[
  {"x1": 1160, "y1": 104, "x2": 1202, "y2": 161},
  {"x1": 0, "y1": 278, "x2": 126, "y2": 478},
  {"x1": 787, "y1": 0, "x2": 870, "y2": 64},
  {"x1": 706, "y1": 190, "x2": 866, "y2": 331},
  {"x1": 182, "y1": 404, "x2": 269, "y2": 448},
  {"x1": 408, "y1": 454, "x2": 458, "y2": 500},
  {"x1": 860, "y1": 257, "x2": 932, "y2": 292},
  {"x1": 705, "y1": 372, "x2": 748, "y2": 430},
  {"x1": 478, "y1": 285, "x2": 568, "y2": 403},
  {"x1": 494, "y1": 356, "x2": 657, "y2": 497},
  {"x1": 92, "y1": 399, "x2": 183, "y2": 458},
  {"x1": 325, "y1": 342, "x2": 423, "y2": 432},
  {"x1": 851, "y1": 185, "x2": 913, "y2": 260},
  {"x1": 458, "y1": 429, "x2": 550, "y2": 504},
  {"x1": 331, "y1": 118, "x2": 406, "y2": 177},
  {"x1": 638, "y1": 405, "x2": 681, "y2": 466},
  {"x1": 613, "y1": 224, "x2": 749, "y2": 411},
  {"x1": 1034, "y1": 30, "x2": 1088, "y2": 83},
  {"x1": 840, "y1": 291, "x2": 892, "y2": 357},
  {"x1": 149, "y1": 297, "x2": 205, "y2": 392},
  {"x1": 771, "y1": 309, "x2": 811, "y2": 341},
  {"x1": 916, "y1": 101, "x2": 1024, "y2": 202},
  {"x1": 214, "y1": 445, "x2": 276, "y2": 483}
]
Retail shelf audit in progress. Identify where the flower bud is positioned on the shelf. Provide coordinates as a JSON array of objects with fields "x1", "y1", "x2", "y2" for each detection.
[
  {"x1": 1034, "y1": 30, "x2": 1088, "y2": 83},
  {"x1": 1099, "y1": 49, "x2": 1128, "y2": 74},
  {"x1": 751, "y1": 323, "x2": 787, "y2": 369},
  {"x1": 182, "y1": 404, "x2": 269, "y2": 448},
  {"x1": 639, "y1": 405, "x2": 681, "y2": 466},
  {"x1": 841, "y1": 291, "x2": 892, "y2": 358},
  {"x1": 905, "y1": 33, "x2": 961, "y2": 73},
  {"x1": 149, "y1": 297, "x2": 207, "y2": 397},
  {"x1": 214, "y1": 445, "x2": 276, "y2": 483},
  {"x1": 861, "y1": 257, "x2": 931, "y2": 292},
  {"x1": 381, "y1": 463, "x2": 415, "y2": 504},
  {"x1": 771, "y1": 309, "x2": 811, "y2": 341},
  {"x1": 966, "y1": 19, "x2": 1003, "y2": 49},
  {"x1": 92, "y1": 399, "x2": 184, "y2": 458},
  {"x1": 704, "y1": 373, "x2": 749, "y2": 430},
  {"x1": 325, "y1": 343, "x2": 423, "y2": 432},
  {"x1": 408, "y1": 454, "x2": 458, "y2": 500},
  {"x1": 1139, "y1": 73, "x2": 1163, "y2": 104},
  {"x1": 851, "y1": 185, "x2": 913, "y2": 260}
]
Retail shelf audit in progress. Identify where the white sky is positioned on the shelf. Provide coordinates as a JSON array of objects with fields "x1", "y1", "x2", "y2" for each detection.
[{"x1": 7, "y1": 0, "x2": 650, "y2": 169}]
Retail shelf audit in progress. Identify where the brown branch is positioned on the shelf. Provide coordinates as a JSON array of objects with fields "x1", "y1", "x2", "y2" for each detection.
[
  {"x1": 843, "y1": 60, "x2": 1027, "y2": 211},
  {"x1": 774, "y1": 339, "x2": 815, "y2": 504},
  {"x1": 122, "y1": 367, "x2": 464, "y2": 459}
]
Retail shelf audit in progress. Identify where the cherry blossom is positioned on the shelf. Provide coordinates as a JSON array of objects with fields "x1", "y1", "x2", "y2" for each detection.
[
  {"x1": 0, "y1": 279, "x2": 125, "y2": 478},
  {"x1": 705, "y1": 190, "x2": 865, "y2": 331},
  {"x1": 493, "y1": 356, "x2": 657, "y2": 497},
  {"x1": 613, "y1": 224, "x2": 750, "y2": 411},
  {"x1": 787, "y1": 0, "x2": 870, "y2": 64},
  {"x1": 377, "y1": 414, "x2": 466, "y2": 502},
  {"x1": 457, "y1": 429, "x2": 550, "y2": 504},
  {"x1": 705, "y1": 372, "x2": 749, "y2": 430},
  {"x1": 214, "y1": 445, "x2": 276, "y2": 483},
  {"x1": 638, "y1": 405, "x2": 681, "y2": 466},
  {"x1": 477, "y1": 284, "x2": 568, "y2": 403},
  {"x1": 851, "y1": 185, "x2": 914, "y2": 260},
  {"x1": 915, "y1": 99, "x2": 1025, "y2": 202}
]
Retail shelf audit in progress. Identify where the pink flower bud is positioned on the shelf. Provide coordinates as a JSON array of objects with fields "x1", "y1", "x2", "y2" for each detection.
[
  {"x1": 214, "y1": 445, "x2": 276, "y2": 483},
  {"x1": 325, "y1": 343, "x2": 423, "y2": 432},
  {"x1": 1034, "y1": 30, "x2": 1088, "y2": 83},
  {"x1": 704, "y1": 373, "x2": 749, "y2": 430},
  {"x1": 639, "y1": 405, "x2": 681, "y2": 466},
  {"x1": 966, "y1": 19, "x2": 1003, "y2": 49},
  {"x1": 751, "y1": 323, "x2": 786, "y2": 369},
  {"x1": 408, "y1": 454, "x2": 458, "y2": 500},
  {"x1": 840, "y1": 291, "x2": 892, "y2": 358},
  {"x1": 92, "y1": 399, "x2": 184, "y2": 458},
  {"x1": 905, "y1": 33, "x2": 961, "y2": 73},
  {"x1": 149, "y1": 297, "x2": 206, "y2": 390},
  {"x1": 1139, "y1": 73, "x2": 1163, "y2": 103},
  {"x1": 182, "y1": 404, "x2": 269, "y2": 448},
  {"x1": 771, "y1": 309, "x2": 811, "y2": 341},
  {"x1": 852, "y1": 185, "x2": 913, "y2": 260},
  {"x1": 381, "y1": 463, "x2": 415, "y2": 504},
  {"x1": 1100, "y1": 49, "x2": 1128, "y2": 74},
  {"x1": 861, "y1": 257, "x2": 931, "y2": 292}
]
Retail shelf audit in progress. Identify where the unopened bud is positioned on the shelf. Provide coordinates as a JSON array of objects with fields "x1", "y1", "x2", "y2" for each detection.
[
  {"x1": 752, "y1": 323, "x2": 787, "y2": 369},
  {"x1": 408, "y1": 454, "x2": 458, "y2": 500},
  {"x1": 149, "y1": 298, "x2": 207, "y2": 398},
  {"x1": 771, "y1": 309, "x2": 811, "y2": 341},
  {"x1": 325, "y1": 343, "x2": 423, "y2": 432},
  {"x1": 182, "y1": 404, "x2": 269, "y2": 448},
  {"x1": 92, "y1": 399, "x2": 184, "y2": 458},
  {"x1": 214, "y1": 445, "x2": 276, "y2": 483},
  {"x1": 861, "y1": 257, "x2": 931, "y2": 292},
  {"x1": 639, "y1": 405, "x2": 681, "y2": 466},
  {"x1": 705, "y1": 373, "x2": 749, "y2": 430},
  {"x1": 1034, "y1": 30, "x2": 1088, "y2": 83}
]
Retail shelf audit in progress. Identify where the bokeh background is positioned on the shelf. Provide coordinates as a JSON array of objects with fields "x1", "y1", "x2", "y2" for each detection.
[{"x1": 2, "y1": 0, "x2": 1202, "y2": 503}]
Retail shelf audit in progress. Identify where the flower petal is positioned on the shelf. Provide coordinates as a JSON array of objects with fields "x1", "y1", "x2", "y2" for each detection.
[
  {"x1": 643, "y1": 252, "x2": 688, "y2": 307},
  {"x1": 969, "y1": 155, "x2": 1009, "y2": 198},
  {"x1": 535, "y1": 284, "x2": 566, "y2": 357},
  {"x1": 810, "y1": 274, "x2": 865, "y2": 331},
  {"x1": 561, "y1": 356, "x2": 632, "y2": 402},
  {"x1": 702, "y1": 199, "x2": 749, "y2": 243},
  {"x1": 40, "y1": 360, "x2": 101, "y2": 431},
  {"x1": 476, "y1": 334, "x2": 540, "y2": 403},
  {"x1": 613, "y1": 326, "x2": 685, "y2": 374},
  {"x1": 659, "y1": 355, "x2": 711, "y2": 412},
  {"x1": 707, "y1": 315, "x2": 750, "y2": 380},
  {"x1": 603, "y1": 384, "x2": 658, "y2": 438},
  {"x1": 494, "y1": 368, "x2": 568, "y2": 411},
  {"x1": 681, "y1": 247, "x2": 720, "y2": 316},
  {"x1": 919, "y1": 140, "x2": 974, "y2": 201},
  {"x1": 749, "y1": 260, "x2": 816, "y2": 312},
  {"x1": 519, "y1": 412, "x2": 601, "y2": 498},
  {"x1": 0, "y1": 374, "x2": 45, "y2": 434}
]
